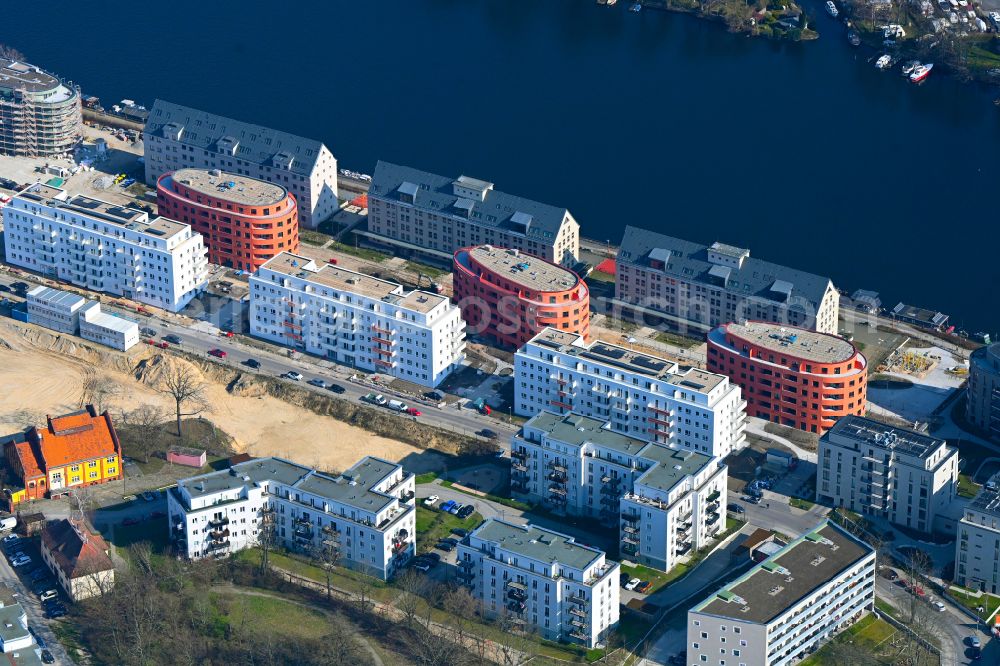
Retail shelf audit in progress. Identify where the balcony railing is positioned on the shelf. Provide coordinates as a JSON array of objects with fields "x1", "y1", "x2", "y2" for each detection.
[
  {"x1": 208, "y1": 517, "x2": 230, "y2": 528},
  {"x1": 568, "y1": 594, "x2": 587, "y2": 606}
]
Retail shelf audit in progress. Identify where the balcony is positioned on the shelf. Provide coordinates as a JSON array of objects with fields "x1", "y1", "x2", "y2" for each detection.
[
  {"x1": 507, "y1": 588, "x2": 527, "y2": 602},
  {"x1": 622, "y1": 512, "x2": 640, "y2": 524},
  {"x1": 547, "y1": 462, "x2": 567, "y2": 473},
  {"x1": 568, "y1": 593, "x2": 588, "y2": 606},
  {"x1": 707, "y1": 490, "x2": 721, "y2": 502},
  {"x1": 548, "y1": 471, "x2": 567, "y2": 483},
  {"x1": 601, "y1": 495, "x2": 618, "y2": 507},
  {"x1": 600, "y1": 485, "x2": 620, "y2": 497},
  {"x1": 206, "y1": 540, "x2": 231, "y2": 551},
  {"x1": 209, "y1": 528, "x2": 230, "y2": 540},
  {"x1": 622, "y1": 524, "x2": 640, "y2": 535},
  {"x1": 569, "y1": 607, "x2": 587, "y2": 618},
  {"x1": 705, "y1": 512, "x2": 720, "y2": 526},
  {"x1": 511, "y1": 449, "x2": 528, "y2": 462},
  {"x1": 549, "y1": 485, "x2": 567, "y2": 496},
  {"x1": 622, "y1": 543, "x2": 637, "y2": 556},
  {"x1": 622, "y1": 534, "x2": 639, "y2": 546},
  {"x1": 510, "y1": 480, "x2": 528, "y2": 493},
  {"x1": 505, "y1": 580, "x2": 527, "y2": 591},
  {"x1": 567, "y1": 630, "x2": 589, "y2": 642},
  {"x1": 548, "y1": 494, "x2": 567, "y2": 505},
  {"x1": 675, "y1": 542, "x2": 692, "y2": 556},
  {"x1": 208, "y1": 517, "x2": 230, "y2": 528}
]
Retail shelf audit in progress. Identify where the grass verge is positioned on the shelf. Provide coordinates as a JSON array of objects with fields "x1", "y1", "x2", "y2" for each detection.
[
  {"x1": 950, "y1": 586, "x2": 1000, "y2": 618},
  {"x1": 789, "y1": 497, "x2": 815, "y2": 510},
  {"x1": 958, "y1": 473, "x2": 980, "y2": 499},
  {"x1": 653, "y1": 331, "x2": 701, "y2": 348},
  {"x1": 414, "y1": 506, "x2": 483, "y2": 554},
  {"x1": 330, "y1": 239, "x2": 389, "y2": 263}
]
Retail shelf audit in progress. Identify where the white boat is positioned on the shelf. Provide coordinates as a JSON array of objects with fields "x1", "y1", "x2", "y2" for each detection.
[
  {"x1": 826, "y1": 1, "x2": 839, "y2": 16},
  {"x1": 630, "y1": 2, "x2": 642, "y2": 11},
  {"x1": 901, "y1": 60, "x2": 920, "y2": 75},
  {"x1": 910, "y1": 63, "x2": 934, "y2": 82},
  {"x1": 875, "y1": 55, "x2": 892, "y2": 69}
]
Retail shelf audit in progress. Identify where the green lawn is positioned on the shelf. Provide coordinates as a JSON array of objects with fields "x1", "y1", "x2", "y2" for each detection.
[
  {"x1": 233, "y1": 549, "x2": 396, "y2": 602},
  {"x1": 799, "y1": 614, "x2": 895, "y2": 665},
  {"x1": 109, "y1": 519, "x2": 169, "y2": 550},
  {"x1": 789, "y1": 497, "x2": 815, "y2": 510},
  {"x1": 654, "y1": 331, "x2": 701, "y2": 348},
  {"x1": 212, "y1": 590, "x2": 333, "y2": 639},
  {"x1": 958, "y1": 473, "x2": 980, "y2": 499},
  {"x1": 950, "y1": 586, "x2": 1000, "y2": 618},
  {"x1": 414, "y1": 506, "x2": 484, "y2": 554},
  {"x1": 414, "y1": 472, "x2": 439, "y2": 485},
  {"x1": 587, "y1": 270, "x2": 615, "y2": 284},
  {"x1": 330, "y1": 240, "x2": 388, "y2": 263},
  {"x1": 404, "y1": 261, "x2": 446, "y2": 278},
  {"x1": 620, "y1": 563, "x2": 675, "y2": 595},
  {"x1": 299, "y1": 230, "x2": 331, "y2": 246}
]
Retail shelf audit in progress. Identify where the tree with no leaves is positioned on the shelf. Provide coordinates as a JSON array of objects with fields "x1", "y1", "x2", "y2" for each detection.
[
  {"x1": 155, "y1": 363, "x2": 208, "y2": 437},
  {"x1": 119, "y1": 405, "x2": 166, "y2": 464},
  {"x1": 79, "y1": 368, "x2": 120, "y2": 414}
]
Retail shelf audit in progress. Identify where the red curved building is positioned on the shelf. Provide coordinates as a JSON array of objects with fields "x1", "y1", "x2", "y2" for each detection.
[
  {"x1": 706, "y1": 321, "x2": 867, "y2": 434},
  {"x1": 156, "y1": 168, "x2": 298, "y2": 271},
  {"x1": 453, "y1": 245, "x2": 589, "y2": 349}
]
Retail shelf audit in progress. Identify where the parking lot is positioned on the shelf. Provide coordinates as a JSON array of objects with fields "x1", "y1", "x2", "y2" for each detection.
[{"x1": 0, "y1": 533, "x2": 68, "y2": 664}]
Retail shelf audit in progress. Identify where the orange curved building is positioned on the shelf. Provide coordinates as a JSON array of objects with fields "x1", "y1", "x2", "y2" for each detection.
[
  {"x1": 453, "y1": 245, "x2": 589, "y2": 349},
  {"x1": 156, "y1": 168, "x2": 299, "y2": 271},
  {"x1": 706, "y1": 321, "x2": 867, "y2": 434}
]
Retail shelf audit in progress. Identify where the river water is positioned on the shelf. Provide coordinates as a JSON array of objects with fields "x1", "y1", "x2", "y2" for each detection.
[{"x1": 2, "y1": 0, "x2": 996, "y2": 332}]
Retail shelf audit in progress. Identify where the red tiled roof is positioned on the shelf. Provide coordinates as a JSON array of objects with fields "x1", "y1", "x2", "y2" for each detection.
[
  {"x1": 35, "y1": 407, "x2": 119, "y2": 469},
  {"x1": 41, "y1": 519, "x2": 114, "y2": 579},
  {"x1": 11, "y1": 440, "x2": 43, "y2": 480}
]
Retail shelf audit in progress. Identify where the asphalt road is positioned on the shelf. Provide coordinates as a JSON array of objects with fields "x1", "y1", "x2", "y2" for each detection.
[{"x1": 0, "y1": 540, "x2": 73, "y2": 664}]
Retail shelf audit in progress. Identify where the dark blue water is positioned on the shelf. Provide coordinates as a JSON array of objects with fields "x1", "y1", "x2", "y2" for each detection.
[{"x1": 3, "y1": 0, "x2": 996, "y2": 332}]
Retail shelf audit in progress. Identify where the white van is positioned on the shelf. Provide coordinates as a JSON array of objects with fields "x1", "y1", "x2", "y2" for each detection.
[
  {"x1": 0, "y1": 517, "x2": 16, "y2": 532},
  {"x1": 387, "y1": 399, "x2": 408, "y2": 412}
]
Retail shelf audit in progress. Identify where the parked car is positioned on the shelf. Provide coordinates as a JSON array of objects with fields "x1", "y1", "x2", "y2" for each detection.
[
  {"x1": 478, "y1": 429, "x2": 499, "y2": 440},
  {"x1": 624, "y1": 578, "x2": 641, "y2": 591},
  {"x1": 967, "y1": 635, "x2": 981, "y2": 648},
  {"x1": 635, "y1": 581, "x2": 653, "y2": 594},
  {"x1": 307, "y1": 378, "x2": 326, "y2": 388},
  {"x1": 29, "y1": 568, "x2": 48, "y2": 582},
  {"x1": 40, "y1": 650, "x2": 54, "y2": 664},
  {"x1": 31, "y1": 579, "x2": 54, "y2": 595},
  {"x1": 438, "y1": 500, "x2": 457, "y2": 513},
  {"x1": 208, "y1": 348, "x2": 227, "y2": 359},
  {"x1": 245, "y1": 358, "x2": 261, "y2": 369},
  {"x1": 424, "y1": 391, "x2": 444, "y2": 401},
  {"x1": 451, "y1": 528, "x2": 469, "y2": 538},
  {"x1": 879, "y1": 567, "x2": 899, "y2": 581},
  {"x1": 45, "y1": 606, "x2": 66, "y2": 619},
  {"x1": 327, "y1": 383, "x2": 346, "y2": 394},
  {"x1": 969, "y1": 646, "x2": 982, "y2": 660},
  {"x1": 406, "y1": 407, "x2": 422, "y2": 417},
  {"x1": 423, "y1": 552, "x2": 441, "y2": 564},
  {"x1": 448, "y1": 503, "x2": 464, "y2": 515},
  {"x1": 436, "y1": 542, "x2": 455, "y2": 552},
  {"x1": 11, "y1": 555, "x2": 31, "y2": 568},
  {"x1": 620, "y1": 572, "x2": 631, "y2": 587},
  {"x1": 1, "y1": 534, "x2": 19, "y2": 548},
  {"x1": 930, "y1": 599, "x2": 946, "y2": 612},
  {"x1": 423, "y1": 495, "x2": 440, "y2": 507},
  {"x1": 141, "y1": 327, "x2": 158, "y2": 337},
  {"x1": 284, "y1": 371, "x2": 303, "y2": 381},
  {"x1": 439, "y1": 537, "x2": 459, "y2": 547},
  {"x1": 163, "y1": 334, "x2": 182, "y2": 344},
  {"x1": 457, "y1": 505, "x2": 475, "y2": 519},
  {"x1": 141, "y1": 492, "x2": 156, "y2": 502},
  {"x1": 727, "y1": 503, "x2": 745, "y2": 514},
  {"x1": 39, "y1": 590, "x2": 58, "y2": 602}
]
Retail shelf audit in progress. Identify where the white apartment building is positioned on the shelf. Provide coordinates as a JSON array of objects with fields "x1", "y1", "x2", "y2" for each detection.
[
  {"x1": 367, "y1": 161, "x2": 580, "y2": 267},
  {"x1": 457, "y1": 519, "x2": 619, "y2": 648},
  {"x1": 955, "y1": 479, "x2": 1000, "y2": 593},
  {"x1": 249, "y1": 252, "x2": 466, "y2": 388},
  {"x1": 687, "y1": 521, "x2": 875, "y2": 666},
  {"x1": 515, "y1": 328, "x2": 747, "y2": 458},
  {"x1": 167, "y1": 456, "x2": 416, "y2": 581},
  {"x1": 144, "y1": 100, "x2": 338, "y2": 229},
  {"x1": 79, "y1": 302, "x2": 140, "y2": 351},
  {"x1": 817, "y1": 416, "x2": 958, "y2": 534},
  {"x1": 26, "y1": 285, "x2": 86, "y2": 333},
  {"x1": 3, "y1": 184, "x2": 208, "y2": 313},
  {"x1": 511, "y1": 410, "x2": 727, "y2": 572},
  {"x1": 616, "y1": 226, "x2": 840, "y2": 335}
]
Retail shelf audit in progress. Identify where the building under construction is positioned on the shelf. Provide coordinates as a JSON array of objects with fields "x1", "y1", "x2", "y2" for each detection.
[{"x1": 0, "y1": 58, "x2": 82, "y2": 157}]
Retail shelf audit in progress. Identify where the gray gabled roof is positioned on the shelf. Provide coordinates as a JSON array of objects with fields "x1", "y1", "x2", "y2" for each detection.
[
  {"x1": 617, "y1": 226, "x2": 834, "y2": 308},
  {"x1": 146, "y1": 100, "x2": 328, "y2": 177},
  {"x1": 369, "y1": 161, "x2": 574, "y2": 240}
]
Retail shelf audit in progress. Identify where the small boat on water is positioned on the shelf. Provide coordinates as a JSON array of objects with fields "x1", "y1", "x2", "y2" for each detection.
[
  {"x1": 847, "y1": 29, "x2": 861, "y2": 46},
  {"x1": 826, "y1": 1, "x2": 839, "y2": 17},
  {"x1": 607, "y1": 0, "x2": 618, "y2": 5},
  {"x1": 910, "y1": 63, "x2": 934, "y2": 82},
  {"x1": 630, "y1": 2, "x2": 642, "y2": 11},
  {"x1": 901, "y1": 60, "x2": 920, "y2": 75},
  {"x1": 875, "y1": 54, "x2": 892, "y2": 69}
]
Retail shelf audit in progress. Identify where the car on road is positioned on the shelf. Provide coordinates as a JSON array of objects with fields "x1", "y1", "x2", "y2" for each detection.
[
  {"x1": 967, "y1": 635, "x2": 981, "y2": 648},
  {"x1": 141, "y1": 491, "x2": 156, "y2": 502},
  {"x1": 11, "y1": 554, "x2": 31, "y2": 568},
  {"x1": 624, "y1": 578, "x2": 640, "y2": 591},
  {"x1": 327, "y1": 383, "x2": 346, "y2": 394},
  {"x1": 478, "y1": 429, "x2": 498, "y2": 440},
  {"x1": 635, "y1": 581, "x2": 653, "y2": 594},
  {"x1": 929, "y1": 599, "x2": 945, "y2": 612},
  {"x1": 284, "y1": 371, "x2": 303, "y2": 381},
  {"x1": 879, "y1": 567, "x2": 899, "y2": 581},
  {"x1": 40, "y1": 650, "x2": 54, "y2": 664},
  {"x1": 424, "y1": 390, "x2": 445, "y2": 401},
  {"x1": 969, "y1": 646, "x2": 982, "y2": 660},
  {"x1": 150, "y1": 510, "x2": 166, "y2": 519},
  {"x1": 208, "y1": 348, "x2": 227, "y2": 359},
  {"x1": 307, "y1": 378, "x2": 327, "y2": 388},
  {"x1": 423, "y1": 495, "x2": 440, "y2": 507},
  {"x1": 451, "y1": 528, "x2": 469, "y2": 538},
  {"x1": 438, "y1": 500, "x2": 456, "y2": 513},
  {"x1": 141, "y1": 327, "x2": 158, "y2": 337},
  {"x1": 245, "y1": 358, "x2": 261, "y2": 369},
  {"x1": 457, "y1": 505, "x2": 475, "y2": 519},
  {"x1": 45, "y1": 606, "x2": 66, "y2": 619},
  {"x1": 164, "y1": 334, "x2": 182, "y2": 344},
  {"x1": 727, "y1": 502, "x2": 745, "y2": 514},
  {"x1": 157, "y1": 341, "x2": 170, "y2": 349},
  {"x1": 406, "y1": 407, "x2": 422, "y2": 417},
  {"x1": 742, "y1": 495, "x2": 761, "y2": 504},
  {"x1": 40, "y1": 590, "x2": 58, "y2": 602}
]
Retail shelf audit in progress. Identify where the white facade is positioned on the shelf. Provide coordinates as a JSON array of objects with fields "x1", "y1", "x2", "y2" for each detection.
[
  {"x1": 167, "y1": 456, "x2": 416, "y2": 580},
  {"x1": 687, "y1": 521, "x2": 875, "y2": 666},
  {"x1": 3, "y1": 184, "x2": 208, "y2": 312},
  {"x1": 457, "y1": 519, "x2": 619, "y2": 648},
  {"x1": 26, "y1": 285, "x2": 86, "y2": 333},
  {"x1": 79, "y1": 302, "x2": 141, "y2": 351},
  {"x1": 817, "y1": 416, "x2": 957, "y2": 534},
  {"x1": 143, "y1": 100, "x2": 338, "y2": 229},
  {"x1": 515, "y1": 328, "x2": 747, "y2": 458},
  {"x1": 511, "y1": 410, "x2": 727, "y2": 572},
  {"x1": 956, "y1": 481, "x2": 1000, "y2": 593},
  {"x1": 0, "y1": 604, "x2": 32, "y2": 654},
  {"x1": 250, "y1": 252, "x2": 465, "y2": 388}
]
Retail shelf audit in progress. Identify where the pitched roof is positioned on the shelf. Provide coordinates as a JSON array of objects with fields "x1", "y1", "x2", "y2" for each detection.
[
  {"x1": 146, "y1": 99, "x2": 327, "y2": 177},
  {"x1": 369, "y1": 161, "x2": 575, "y2": 241},
  {"x1": 40, "y1": 519, "x2": 114, "y2": 579},
  {"x1": 617, "y1": 226, "x2": 834, "y2": 308},
  {"x1": 32, "y1": 406, "x2": 119, "y2": 469}
]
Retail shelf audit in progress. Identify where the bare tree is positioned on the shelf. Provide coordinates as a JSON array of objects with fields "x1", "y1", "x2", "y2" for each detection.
[
  {"x1": 155, "y1": 363, "x2": 208, "y2": 437},
  {"x1": 491, "y1": 612, "x2": 536, "y2": 666},
  {"x1": 310, "y1": 532, "x2": 342, "y2": 599},
  {"x1": 79, "y1": 368, "x2": 120, "y2": 414},
  {"x1": 68, "y1": 486, "x2": 97, "y2": 524},
  {"x1": 119, "y1": 405, "x2": 166, "y2": 464},
  {"x1": 396, "y1": 569, "x2": 430, "y2": 629},
  {"x1": 257, "y1": 505, "x2": 276, "y2": 575}
]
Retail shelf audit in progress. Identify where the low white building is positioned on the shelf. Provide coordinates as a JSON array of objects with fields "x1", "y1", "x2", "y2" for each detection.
[
  {"x1": 457, "y1": 519, "x2": 619, "y2": 648},
  {"x1": 167, "y1": 456, "x2": 416, "y2": 580},
  {"x1": 249, "y1": 252, "x2": 466, "y2": 388},
  {"x1": 687, "y1": 521, "x2": 875, "y2": 666},
  {"x1": 510, "y1": 410, "x2": 726, "y2": 572},
  {"x1": 515, "y1": 328, "x2": 747, "y2": 458},
  {"x1": 817, "y1": 416, "x2": 958, "y2": 534},
  {"x1": 26, "y1": 285, "x2": 86, "y2": 333},
  {"x1": 0, "y1": 603, "x2": 31, "y2": 655},
  {"x1": 956, "y1": 479, "x2": 1000, "y2": 593},
  {"x1": 79, "y1": 302, "x2": 141, "y2": 351},
  {"x1": 3, "y1": 184, "x2": 208, "y2": 312}
]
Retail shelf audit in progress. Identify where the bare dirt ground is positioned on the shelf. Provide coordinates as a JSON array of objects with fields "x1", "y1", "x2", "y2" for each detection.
[{"x1": 0, "y1": 319, "x2": 424, "y2": 473}]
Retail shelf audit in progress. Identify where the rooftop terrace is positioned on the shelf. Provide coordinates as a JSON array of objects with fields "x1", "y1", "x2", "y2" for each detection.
[
  {"x1": 457, "y1": 245, "x2": 580, "y2": 293},
  {"x1": 719, "y1": 321, "x2": 858, "y2": 364},
  {"x1": 824, "y1": 416, "x2": 945, "y2": 460},
  {"x1": 169, "y1": 168, "x2": 288, "y2": 208},
  {"x1": 0, "y1": 58, "x2": 64, "y2": 94}
]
